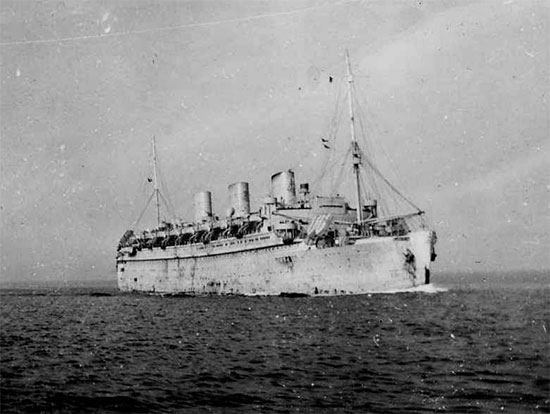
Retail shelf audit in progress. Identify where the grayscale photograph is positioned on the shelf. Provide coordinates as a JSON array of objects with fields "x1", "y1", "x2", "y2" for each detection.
[{"x1": 0, "y1": 0, "x2": 548, "y2": 412}]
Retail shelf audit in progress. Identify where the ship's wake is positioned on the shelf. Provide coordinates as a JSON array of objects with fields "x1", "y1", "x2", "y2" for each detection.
[{"x1": 377, "y1": 284, "x2": 449, "y2": 294}]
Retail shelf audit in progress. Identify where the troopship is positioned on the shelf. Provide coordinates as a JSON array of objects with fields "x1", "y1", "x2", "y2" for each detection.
[{"x1": 116, "y1": 52, "x2": 437, "y2": 296}]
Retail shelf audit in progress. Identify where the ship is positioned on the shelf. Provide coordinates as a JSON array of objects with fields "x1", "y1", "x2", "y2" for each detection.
[{"x1": 116, "y1": 52, "x2": 437, "y2": 296}]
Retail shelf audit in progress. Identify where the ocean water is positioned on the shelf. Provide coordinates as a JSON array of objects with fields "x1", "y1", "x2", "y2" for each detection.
[{"x1": 1, "y1": 272, "x2": 548, "y2": 413}]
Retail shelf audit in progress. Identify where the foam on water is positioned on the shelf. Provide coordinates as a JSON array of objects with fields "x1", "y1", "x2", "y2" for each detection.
[{"x1": 379, "y1": 283, "x2": 449, "y2": 294}]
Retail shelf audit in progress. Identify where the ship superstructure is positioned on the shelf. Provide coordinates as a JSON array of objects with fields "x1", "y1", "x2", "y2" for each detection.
[{"x1": 116, "y1": 52, "x2": 437, "y2": 295}]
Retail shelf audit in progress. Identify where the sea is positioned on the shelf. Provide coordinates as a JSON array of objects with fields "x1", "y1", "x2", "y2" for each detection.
[{"x1": 1, "y1": 271, "x2": 548, "y2": 414}]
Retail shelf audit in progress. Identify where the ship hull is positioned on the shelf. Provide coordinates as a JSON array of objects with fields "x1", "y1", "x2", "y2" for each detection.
[{"x1": 116, "y1": 230, "x2": 435, "y2": 296}]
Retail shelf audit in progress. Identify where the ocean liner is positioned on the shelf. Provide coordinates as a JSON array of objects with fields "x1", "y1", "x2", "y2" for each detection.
[{"x1": 116, "y1": 52, "x2": 437, "y2": 296}]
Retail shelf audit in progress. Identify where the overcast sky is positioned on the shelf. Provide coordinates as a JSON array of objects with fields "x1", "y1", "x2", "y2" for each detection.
[{"x1": 1, "y1": 0, "x2": 548, "y2": 285}]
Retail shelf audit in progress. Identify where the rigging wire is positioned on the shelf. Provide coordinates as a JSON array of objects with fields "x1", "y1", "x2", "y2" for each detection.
[
  {"x1": 129, "y1": 136, "x2": 180, "y2": 230},
  {"x1": 310, "y1": 77, "x2": 345, "y2": 194},
  {"x1": 350, "y1": 78, "x2": 424, "y2": 215},
  {"x1": 158, "y1": 167, "x2": 178, "y2": 220},
  {"x1": 352, "y1": 89, "x2": 389, "y2": 211},
  {"x1": 309, "y1": 62, "x2": 426, "y2": 218},
  {"x1": 127, "y1": 149, "x2": 158, "y2": 230},
  {"x1": 360, "y1": 151, "x2": 423, "y2": 213},
  {"x1": 158, "y1": 191, "x2": 177, "y2": 223},
  {"x1": 132, "y1": 191, "x2": 155, "y2": 230},
  {"x1": 150, "y1": 138, "x2": 179, "y2": 223},
  {"x1": 353, "y1": 82, "x2": 405, "y2": 189},
  {"x1": 330, "y1": 145, "x2": 353, "y2": 196}
]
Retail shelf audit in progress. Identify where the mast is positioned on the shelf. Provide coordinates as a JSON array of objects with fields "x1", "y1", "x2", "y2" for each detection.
[
  {"x1": 345, "y1": 50, "x2": 363, "y2": 225},
  {"x1": 152, "y1": 135, "x2": 161, "y2": 226}
]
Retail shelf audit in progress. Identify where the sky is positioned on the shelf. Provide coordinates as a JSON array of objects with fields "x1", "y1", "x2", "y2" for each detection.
[{"x1": 0, "y1": 0, "x2": 548, "y2": 285}]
